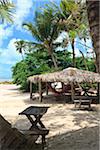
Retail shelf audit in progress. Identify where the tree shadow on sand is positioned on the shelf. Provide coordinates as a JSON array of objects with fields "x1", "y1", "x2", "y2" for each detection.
[
  {"x1": 13, "y1": 105, "x2": 99, "y2": 150},
  {"x1": 23, "y1": 94, "x2": 72, "y2": 105},
  {"x1": 46, "y1": 126, "x2": 99, "y2": 150},
  {"x1": 71, "y1": 108, "x2": 99, "y2": 127}
]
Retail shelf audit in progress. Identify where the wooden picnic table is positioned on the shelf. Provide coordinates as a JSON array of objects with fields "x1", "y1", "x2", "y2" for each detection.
[{"x1": 19, "y1": 106, "x2": 49, "y2": 146}]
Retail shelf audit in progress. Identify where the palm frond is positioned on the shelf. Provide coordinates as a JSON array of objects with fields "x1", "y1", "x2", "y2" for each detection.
[
  {"x1": 23, "y1": 23, "x2": 43, "y2": 42},
  {"x1": 0, "y1": 0, "x2": 15, "y2": 23}
]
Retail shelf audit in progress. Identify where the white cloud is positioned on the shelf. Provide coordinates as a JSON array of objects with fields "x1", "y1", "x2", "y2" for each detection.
[
  {"x1": 0, "y1": 24, "x2": 13, "y2": 46},
  {"x1": 87, "y1": 48, "x2": 95, "y2": 58},
  {"x1": 75, "y1": 48, "x2": 81, "y2": 57},
  {"x1": 55, "y1": 31, "x2": 68, "y2": 43},
  {"x1": 0, "y1": 0, "x2": 33, "y2": 46},
  {"x1": 0, "y1": 38, "x2": 22, "y2": 79},
  {"x1": 14, "y1": 0, "x2": 33, "y2": 29},
  {"x1": 0, "y1": 38, "x2": 22, "y2": 65},
  {"x1": 67, "y1": 47, "x2": 81, "y2": 57},
  {"x1": 86, "y1": 38, "x2": 93, "y2": 48}
]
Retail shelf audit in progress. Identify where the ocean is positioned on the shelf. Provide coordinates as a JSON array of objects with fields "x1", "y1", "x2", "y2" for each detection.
[{"x1": 0, "y1": 79, "x2": 12, "y2": 82}]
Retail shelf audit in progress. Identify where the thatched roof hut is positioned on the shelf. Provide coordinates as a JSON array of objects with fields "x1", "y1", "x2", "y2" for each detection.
[
  {"x1": 28, "y1": 67, "x2": 100, "y2": 102},
  {"x1": 28, "y1": 67, "x2": 100, "y2": 84}
]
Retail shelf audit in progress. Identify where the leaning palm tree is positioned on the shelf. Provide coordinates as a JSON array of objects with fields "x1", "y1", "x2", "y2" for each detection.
[
  {"x1": 23, "y1": 10, "x2": 62, "y2": 69},
  {"x1": 47, "y1": 0, "x2": 89, "y2": 67},
  {"x1": 0, "y1": 0, "x2": 14, "y2": 23},
  {"x1": 60, "y1": 0, "x2": 89, "y2": 67}
]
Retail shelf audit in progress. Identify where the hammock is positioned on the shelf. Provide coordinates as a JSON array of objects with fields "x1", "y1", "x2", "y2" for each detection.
[{"x1": 47, "y1": 83, "x2": 71, "y2": 95}]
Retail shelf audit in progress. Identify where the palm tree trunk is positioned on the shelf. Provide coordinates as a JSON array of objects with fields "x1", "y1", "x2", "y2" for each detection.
[
  {"x1": 79, "y1": 50, "x2": 88, "y2": 70},
  {"x1": 51, "y1": 53, "x2": 58, "y2": 69},
  {"x1": 86, "y1": 0, "x2": 100, "y2": 103},
  {"x1": 86, "y1": 0, "x2": 100, "y2": 73},
  {"x1": 72, "y1": 39, "x2": 76, "y2": 67},
  {"x1": 47, "y1": 46, "x2": 58, "y2": 69},
  {"x1": 21, "y1": 52, "x2": 24, "y2": 60}
]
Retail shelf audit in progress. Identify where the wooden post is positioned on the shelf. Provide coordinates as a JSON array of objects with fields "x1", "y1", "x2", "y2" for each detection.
[
  {"x1": 30, "y1": 82, "x2": 33, "y2": 100},
  {"x1": 46, "y1": 82, "x2": 48, "y2": 96},
  {"x1": 71, "y1": 82, "x2": 74, "y2": 102},
  {"x1": 39, "y1": 80, "x2": 42, "y2": 102},
  {"x1": 97, "y1": 83, "x2": 100, "y2": 104},
  {"x1": 62, "y1": 82, "x2": 65, "y2": 100}
]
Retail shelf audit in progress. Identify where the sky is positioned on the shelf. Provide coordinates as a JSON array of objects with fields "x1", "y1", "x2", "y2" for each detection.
[{"x1": 0, "y1": 0, "x2": 93, "y2": 80}]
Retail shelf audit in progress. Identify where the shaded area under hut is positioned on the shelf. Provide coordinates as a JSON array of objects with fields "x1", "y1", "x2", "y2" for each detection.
[{"x1": 28, "y1": 67, "x2": 100, "y2": 103}]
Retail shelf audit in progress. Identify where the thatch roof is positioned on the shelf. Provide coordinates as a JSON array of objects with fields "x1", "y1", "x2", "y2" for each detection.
[{"x1": 28, "y1": 67, "x2": 100, "y2": 84}]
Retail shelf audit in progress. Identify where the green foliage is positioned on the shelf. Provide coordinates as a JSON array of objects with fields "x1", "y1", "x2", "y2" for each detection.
[
  {"x1": 76, "y1": 57, "x2": 96, "y2": 72},
  {"x1": 12, "y1": 61, "x2": 29, "y2": 91},
  {"x1": 0, "y1": 0, "x2": 15, "y2": 23},
  {"x1": 12, "y1": 50, "x2": 64, "y2": 91},
  {"x1": 56, "y1": 50, "x2": 72, "y2": 68},
  {"x1": 12, "y1": 0, "x2": 96, "y2": 92},
  {"x1": 12, "y1": 49, "x2": 95, "y2": 91},
  {"x1": 22, "y1": 6, "x2": 66, "y2": 68}
]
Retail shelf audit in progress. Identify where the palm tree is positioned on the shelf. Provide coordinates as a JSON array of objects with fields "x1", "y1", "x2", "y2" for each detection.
[
  {"x1": 23, "y1": 10, "x2": 61, "y2": 69},
  {"x1": 49, "y1": 0, "x2": 89, "y2": 67},
  {"x1": 86, "y1": 0, "x2": 100, "y2": 103},
  {"x1": 0, "y1": 0, "x2": 14, "y2": 23},
  {"x1": 15, "y1": 40, "x2": 27, "y2": 60},
  {"x1": 86, "y1": 0, "x2": 100, "y2": 73}
]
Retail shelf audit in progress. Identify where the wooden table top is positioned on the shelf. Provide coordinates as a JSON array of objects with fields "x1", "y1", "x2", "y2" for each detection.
[{"x1": 19, "y1": 106, "x2": 49, "y2": 116}]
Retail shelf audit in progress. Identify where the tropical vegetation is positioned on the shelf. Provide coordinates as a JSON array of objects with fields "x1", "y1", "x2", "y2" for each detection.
[
  {"x1": 12, "y1": 0, "x2": 98, "y2": 91},
  {"x1": 12, "y1": 49, "x2": 95, "y2": 91},
  {"x1": 0, "y1": 0, "x2": 14, "y2": 23}
]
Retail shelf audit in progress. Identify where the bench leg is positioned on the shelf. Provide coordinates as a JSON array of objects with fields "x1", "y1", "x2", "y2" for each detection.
[
  {"x1": 42, "y1": 135, "x2": 45, "y2": 144},
  {"x1": 75, "y1": 103, "x2": 77, "y2": 108},
  {"x1": 88, "y1": 103, "x2": 91, "y2": 110},
  {"x1": 41, "y1": 135, "x2": 46, "y2": 149},
  {"x1": 79, "y1": 102, "x2": 81, "y2": 108}
]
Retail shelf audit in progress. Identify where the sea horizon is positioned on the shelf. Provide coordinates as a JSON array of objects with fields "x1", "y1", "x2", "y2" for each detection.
[{"x1": 0, "y1": 78, "x2": 12, "y2": 82}]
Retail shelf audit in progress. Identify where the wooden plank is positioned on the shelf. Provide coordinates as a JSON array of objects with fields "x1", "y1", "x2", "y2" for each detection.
[
  {"x1": 74, "y1": 99, "x2": 92, "y2": 109},
  {"x1": 19, "y1": 106, "x2": 49, "y2": 116},
  {"x1": 97, "y1": 83, "x2": 100, "y2": 104},
  {"x1": 71, "y1": 83, "x2": 75, "y2": 102},
  {"x1": 21, "y1": 129, "x2": 49, "y2": 135},
  {"x1": 30, "y1": 82, "x2": 33, "y2": 100},
  {"x1": 46, "y1": 82, "x2": 48, "y2": 96},
  {"x1": 39, "y1": 80, "x2": 42, "y2": 102},
  {"x1": 74, "y1": 95, "x2": 98, "y2": 100}
]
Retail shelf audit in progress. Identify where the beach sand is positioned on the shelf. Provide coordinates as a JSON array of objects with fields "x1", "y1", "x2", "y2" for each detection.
[{"x1": 0, "y1": 84, "x2": 99, "y2": 150}]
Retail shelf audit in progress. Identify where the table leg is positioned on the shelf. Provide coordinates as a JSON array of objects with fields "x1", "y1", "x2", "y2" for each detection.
[
  {"x1": 26, "y1": 115, "x2": 46, "y2": 129},
  {"x1": 26, "y1": 115, "x2": 36, "y2": 126},
  {"x1": 34, "y1": 115, "x2": 46, "y2": 128}
]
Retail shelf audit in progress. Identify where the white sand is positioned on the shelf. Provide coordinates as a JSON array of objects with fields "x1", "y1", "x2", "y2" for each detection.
[{"x1": 0, "y1": 84, "x2": 99, "y2": 150}]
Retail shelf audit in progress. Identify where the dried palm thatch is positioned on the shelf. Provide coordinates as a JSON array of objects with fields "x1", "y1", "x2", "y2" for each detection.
[
  {"x1": 28, "y1": 71, "x2": 61, "y2": 83},
  {"x1": 28, "y1": 67, "x2": 100, "y2": 84}
]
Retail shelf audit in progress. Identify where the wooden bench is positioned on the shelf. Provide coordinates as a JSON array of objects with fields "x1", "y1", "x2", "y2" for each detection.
[
  {"x1": 20, "y1": 127, "x2": 49, "y2": 145},
  {"x1": 74, "y1": 99, "x2": 92, "y2": 109},
  {"x1": 19, "y1": 106, "x2": 49, "y2": 148}
]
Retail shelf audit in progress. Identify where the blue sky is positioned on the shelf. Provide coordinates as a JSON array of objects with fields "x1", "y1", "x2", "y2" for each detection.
[{"x1": 0, "y1": 0, "x2": 93, "y2": 80}]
